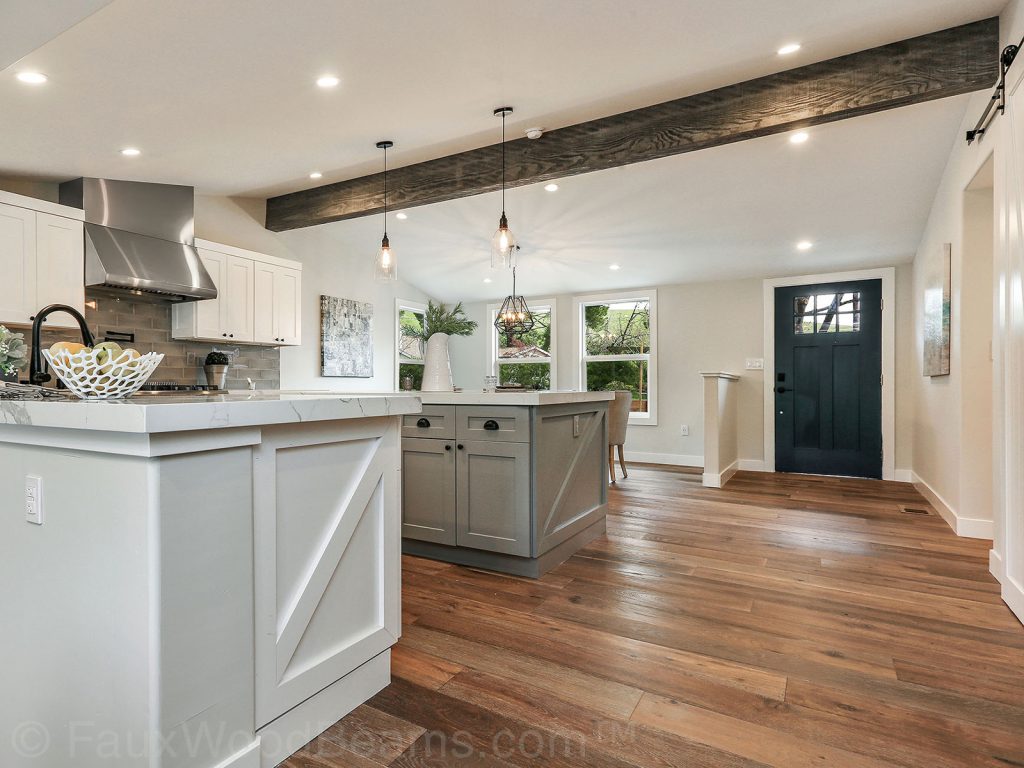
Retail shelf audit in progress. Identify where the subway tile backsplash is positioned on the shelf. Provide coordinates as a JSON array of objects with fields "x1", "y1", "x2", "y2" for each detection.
[{"x1": 30, "y1": 293, "x2": 280, "y2": 390}]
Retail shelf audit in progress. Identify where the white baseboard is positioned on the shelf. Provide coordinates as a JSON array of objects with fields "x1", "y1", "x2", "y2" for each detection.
[
  {"x1": 990, "y1": 548, "x2": 1005, "y2": 581},
  {"x1": 738, "y1": 459, "x2": 768, "y2": 472},
  {"x1": 912, "y1": 472, "x2": 993, "y2": 540},
  {"x1": 214, "y1": 742, "x2": 260, "y2": 768},
  {"x1": 893, "y1": 469, "x2": 913, "y2": 483},
  {"x1": 703, "y1": 460, "x2": 738, "y2": 488},
  {"x1": 626, "y1": 451, "x2": 703, "y2": 467}
]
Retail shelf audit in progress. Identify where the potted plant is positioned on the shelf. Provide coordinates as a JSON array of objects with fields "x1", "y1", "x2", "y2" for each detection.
[
  {"x1": 0, "y1": 326, "x2": 28, "y2": 383},
  {"x1": 418, "y1": 301, "x2": 477, "y2": 392},
  {"x1": 204, "y1": 351, "x2": 230, "y2": 390}
]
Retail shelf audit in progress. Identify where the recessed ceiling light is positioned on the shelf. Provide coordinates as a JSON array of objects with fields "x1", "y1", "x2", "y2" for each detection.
[
  {"x1": 16, "y1": 71, "x2": 48, "y2": 85},
  {"x1": 796, "y1": 240, "x2": 813, "y2": 251},
  {"x1": 309, "y1": 171, "x2": 322, "y2": 179},
  {"x1": 789, "y1": 131, "x2": 809, "y2": 144},
  {"x1": 316, "y1": 75, "x2": 340, "y2": 88},
  {"x1": 120, "y1": 147, "x2": 141, "y2": 157},
  {"x1": 778, "y1": 43, "x2": 801, "y2": 55},
  {"x1": 396, "y1": 212, "x2": 407, "y2": 220},
  {"x1": 544, "y1": 183, "x2": 559, "y2": 192},
  {"x1": 483, "y1": 277, "x2": 493, "y2": 283},
  {"x1": 609, "y1": 264, "x2": 621, "y2": 271}
]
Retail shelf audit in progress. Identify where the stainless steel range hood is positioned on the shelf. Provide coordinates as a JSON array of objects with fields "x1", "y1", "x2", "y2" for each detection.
[{"x1": 59, "y1": 178, "x2": 217, "y2": 302}]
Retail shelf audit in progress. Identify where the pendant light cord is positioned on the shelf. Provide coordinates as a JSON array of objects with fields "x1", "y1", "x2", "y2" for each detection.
[
  {"x1": 501, "y1": 111, "x2": 506, "y2": 214},
  {"x1": 383, "y1": 144, "x2": 388, "y2": 238}
]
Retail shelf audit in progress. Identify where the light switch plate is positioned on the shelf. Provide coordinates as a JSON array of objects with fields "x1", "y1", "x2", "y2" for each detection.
[
  {"x1": 746, "y1": 358, "x2": 765, "y2": 370},
  {"x1": 25, "y1": 475, "x2": 42, "y2": 525}
]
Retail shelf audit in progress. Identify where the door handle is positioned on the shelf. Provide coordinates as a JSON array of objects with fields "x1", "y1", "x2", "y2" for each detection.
[
  {"x1": 776, "y1": 386, "x2": 792, "y2": 394},
  {"x1": 416, "y1": 417, "x2": 431, "y2": 428},
  {"x1": 483, "y1": 419, "x2": 500, "y2": 431}
]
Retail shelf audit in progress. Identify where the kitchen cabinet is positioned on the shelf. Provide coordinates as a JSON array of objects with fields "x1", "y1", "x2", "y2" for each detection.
[
  {"x1": 173, "y1": 239, "x2": 301, "y2": 346},
  {"x1": 0, "y1": 194, "x2": 85, "y2": 329},
  {"x1": 401, "y1": 396, "x2": 611, "y2": 576}
]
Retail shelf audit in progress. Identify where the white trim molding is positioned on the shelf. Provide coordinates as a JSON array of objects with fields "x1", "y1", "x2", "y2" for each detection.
[
  {"x1": 625, "y1": 451, "x2": 702, "y2": 467},
  {"x1": 912, "y1": 472, "x2": 994, "y2": 540},
  {"x1": 762, "y1": 268, "x2": 896, "y2": 480}
]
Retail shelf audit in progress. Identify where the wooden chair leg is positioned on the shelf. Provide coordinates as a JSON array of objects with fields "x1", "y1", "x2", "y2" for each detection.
[
  {"x1": 608, "y1": 447, "x2": 616, "y2": 484},
  {"x1": 617, "y1": 444, "x2": 628, "y2": 478}
]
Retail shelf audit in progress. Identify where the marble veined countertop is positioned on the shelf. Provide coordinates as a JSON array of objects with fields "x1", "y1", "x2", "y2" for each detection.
[
  {"x1": 285, "y1": 389, "x2": 615, "y2": 406},
  {"x1": 0, "y1": 392, "x2": 422, "y2": 434}
]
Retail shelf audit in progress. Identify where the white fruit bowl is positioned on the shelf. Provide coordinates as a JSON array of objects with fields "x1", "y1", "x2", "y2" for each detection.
[{"x1": 42, "y1": 349, "x2": 164, "y2": 401}]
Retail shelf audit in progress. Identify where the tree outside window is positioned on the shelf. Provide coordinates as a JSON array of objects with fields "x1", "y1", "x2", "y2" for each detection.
[
  {"x1": 581, "y1": 299, "x2": 652, "y2": 414},
  {"x1": 397, "y1": 304, "x2": 425, "y2": 390}
]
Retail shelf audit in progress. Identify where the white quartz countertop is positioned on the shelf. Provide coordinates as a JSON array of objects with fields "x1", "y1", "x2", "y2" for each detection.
[
  {"x1": 284, "y1": 389, "x2": 614, "y2": 406},
  {"x1": 0, "y1": 392, "x2": 422, "y2": 434}
]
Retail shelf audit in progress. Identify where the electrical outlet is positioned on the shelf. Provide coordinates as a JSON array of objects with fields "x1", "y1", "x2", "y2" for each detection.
[
  {"x1": 680, "y1": 424, "x2": 689, "y2": 436},
  {"x1": 25, "y1": 475, "x2": 42, "y2": 525},
  {"x1": 746, "y1": 358, "x2": 765, "y2": 370}
]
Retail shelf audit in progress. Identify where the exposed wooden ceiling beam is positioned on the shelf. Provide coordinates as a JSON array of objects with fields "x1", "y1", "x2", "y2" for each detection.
[{"x1": 266, "y1": 18, "x2": 998, "y2": 232}]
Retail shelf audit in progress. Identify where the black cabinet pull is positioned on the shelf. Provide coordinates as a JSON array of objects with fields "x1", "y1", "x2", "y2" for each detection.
[
  {"x1": 444, "y1": 444, "x2": 452, "y2": 451},
  {"x1": 483, "y1": 419, "x2": 500, "y2": 431},
  {"x1": 416, "y1": 417, "x2": 431, "y2": 428}
]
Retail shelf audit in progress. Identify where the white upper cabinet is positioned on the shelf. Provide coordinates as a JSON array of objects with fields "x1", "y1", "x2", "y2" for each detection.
[
  {"x1": 36, "y1": 213, "x2": 85, "y2": 314},
  {"x1": 0, "y1": 194, "x2": 85, "y2": 329},
  {"x1": 173, "y1": 239, "x2": 301, "y2": 346}
]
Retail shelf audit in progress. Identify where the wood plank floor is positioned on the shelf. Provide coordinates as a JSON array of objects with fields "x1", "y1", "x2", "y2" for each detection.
[{"x1": 284, "y1": 466, "x2": 1024, "y2": 768}]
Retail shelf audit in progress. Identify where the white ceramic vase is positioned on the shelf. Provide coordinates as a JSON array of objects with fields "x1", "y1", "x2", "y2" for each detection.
[{"x1": 421, "y1": 332, "x2": 454, "y2": 392}]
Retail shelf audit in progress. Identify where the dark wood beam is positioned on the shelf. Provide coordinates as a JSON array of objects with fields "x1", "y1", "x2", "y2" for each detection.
[{"x1": 266, "y1": 18, "x2": 998, "y2": 232}]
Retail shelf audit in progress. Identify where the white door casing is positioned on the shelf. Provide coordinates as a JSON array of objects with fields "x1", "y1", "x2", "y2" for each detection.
[{"x1": 253, "y1": 418, "x2": 401, "y2": 728}]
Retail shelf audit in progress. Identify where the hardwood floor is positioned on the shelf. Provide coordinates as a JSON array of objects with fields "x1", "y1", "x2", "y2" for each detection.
[{"x1": 283, "y1": 465, "x2": 1024, "y2": 768}]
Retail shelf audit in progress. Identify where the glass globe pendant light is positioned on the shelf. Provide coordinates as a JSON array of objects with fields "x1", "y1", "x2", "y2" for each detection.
[
  {"x1": 493, "y1": 266, "x2": 535, "y2": 337},
  {"x1": 490, "y1": 106, "x2": 518, "y2": 269},
  {"x1": 373, "y1": 140, "x2": 397, "y2": 282}
]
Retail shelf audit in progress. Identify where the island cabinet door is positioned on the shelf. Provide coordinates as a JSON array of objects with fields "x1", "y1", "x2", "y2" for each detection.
[
  {"x1": 402, "y1": 437, "x2": 456, "y2": 544},
  {"x1": 456, "y1": 439, "x2": 531, "y2": 557},
  {"x1": 253, "y1": 418, "x2": 401, "y2": 729}
]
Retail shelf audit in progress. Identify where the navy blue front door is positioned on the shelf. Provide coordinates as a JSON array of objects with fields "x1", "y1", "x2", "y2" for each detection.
[{"x1": 774, "y1": 280, "x2": 883, "y2": 479}]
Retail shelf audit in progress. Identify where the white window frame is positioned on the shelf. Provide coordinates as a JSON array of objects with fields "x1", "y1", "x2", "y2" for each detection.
[
  {"x1": 395, "y1": 298, "x2": 427, "y2": 389},
  {"x1": 486, "y1": 297, "x2": 557, "y2": 390},
  {"x1": 574, "y1": 290, "x2": 658, "y2": 426}
]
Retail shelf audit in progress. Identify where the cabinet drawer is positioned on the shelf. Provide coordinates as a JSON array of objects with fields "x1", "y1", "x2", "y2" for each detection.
[
  {"x1": 401, "y1": 405, "x2": 456, "y2": 439},
  {"x1": 456, "y1": 405, "x2": 530, "y2": 442}
]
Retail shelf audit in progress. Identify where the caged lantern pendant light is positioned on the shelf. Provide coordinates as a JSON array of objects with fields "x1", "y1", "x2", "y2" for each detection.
[
  {"x1": 373, "y1": 140, "x2": 397, "y2": 282},
  {"x1": 493, "y1": 265, "x2": 535, "y2": 338},
  {"x1": 490, "y1": 106, "x2": 518, "y2": 269}
]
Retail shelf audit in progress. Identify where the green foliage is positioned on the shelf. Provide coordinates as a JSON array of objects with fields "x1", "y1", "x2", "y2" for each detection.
[
  {"x1": 0, "y1": 325, "x2": 28, "y2": 375},
  {"x1": 398, "y1": 363, "x2": 424, "y2": 390},
  {"x1": 586, "y1": 360, "x2": 649, "y2": 412},
  {"x1": 398, "y1": 309, "x2": 425, "y2": 360},
  {"x1": 420, "y1": 301, "x2": 478, "y2": 340},
  {"x1": 499, "y1": 363, "x2": 551, "y2": 390},
  {"x1": 205, "y1": 351, "x2": 229, "y2": 366}
]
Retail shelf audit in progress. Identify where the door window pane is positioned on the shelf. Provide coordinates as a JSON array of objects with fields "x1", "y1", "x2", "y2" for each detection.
[
  {"x1": 836, "y1": 313, "x2": 861, "y2": 333},
  {"x1": 793, "y1": 291, "x2": 861, "y2": 334},
  {"x1": 585, "y1": 360, "x2": 649, "y2": 413}
]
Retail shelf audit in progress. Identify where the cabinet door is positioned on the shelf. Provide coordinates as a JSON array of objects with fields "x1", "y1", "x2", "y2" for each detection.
[
  {"x1": 402, "y1": 438, "x2": 456, "y2": 544},
  {"x1": 253, "y1": 261, "x2": 276, "y2": 344},
  {"x1": 195, "y1": 249, "x2": 227, "y2": 340},
  {"x1": 274, "y1": 267, "x2": 301, "y2": 345},
  {"x1": 456, "y1": 440, "x2": 531, "y2": 556},
  {"x1": 223, "y1": 255, "x2": 254, "y2": 342},
  {"x1": 35, "y1": 213, "x2": 84, "y2": 321},
  {"x1": 0, "y1": 203, "x2": 36, "y2": 325}
]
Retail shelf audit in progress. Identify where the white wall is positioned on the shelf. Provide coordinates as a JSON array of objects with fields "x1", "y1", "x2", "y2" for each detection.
[
  {"x1": 450, "y1": 271, "x2": 916, "y2": 470},
  {"x1": 909, "y1": 98, "x2": 997, "y2": 538}
]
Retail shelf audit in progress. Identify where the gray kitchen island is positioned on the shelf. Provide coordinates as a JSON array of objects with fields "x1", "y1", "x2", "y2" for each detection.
[{"x1": 400, "y1": 390, "x2": 613, "y2": 577}]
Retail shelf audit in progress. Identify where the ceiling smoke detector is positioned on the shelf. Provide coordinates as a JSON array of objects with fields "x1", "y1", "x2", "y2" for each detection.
[{"x1": 525, "y1": 127, "x2": 544, "y2": 140}]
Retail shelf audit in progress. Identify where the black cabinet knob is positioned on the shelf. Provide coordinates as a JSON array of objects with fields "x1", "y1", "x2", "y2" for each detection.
[
  {"x1": 483, "y1": 419, "x2": 500, "y2": 431},
  {"x1": 416, "y1": 417, "x2": 431, "y2": 428}
]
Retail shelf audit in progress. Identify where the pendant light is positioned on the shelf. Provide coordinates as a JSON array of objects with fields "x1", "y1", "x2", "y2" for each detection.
[
  {"x1": 490, "y1": 106, "x2": 518, "y2": 269},
  {"x1": 493, "y1": 265, "x2": 535, "y2": 338},
  {"x1": 374, "y1": 140, "x2": 397, "y2": 282}
]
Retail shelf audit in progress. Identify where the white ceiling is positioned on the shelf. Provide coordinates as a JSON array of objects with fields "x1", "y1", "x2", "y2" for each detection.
[
  {"x1": 302, "y1": 97, "x2": 971, "y2": 302},
  {"x1": 0, "y1": 0, "x2": 1003, "y2": 196}
]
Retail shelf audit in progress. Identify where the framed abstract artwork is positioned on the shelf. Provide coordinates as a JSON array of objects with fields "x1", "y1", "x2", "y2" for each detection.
[
  {"x1": 320, "y1": 296, "x2": 374, "y2": 377},
  {"x1": 923, "y1": 244, "x2": 951, "y2": 377}
]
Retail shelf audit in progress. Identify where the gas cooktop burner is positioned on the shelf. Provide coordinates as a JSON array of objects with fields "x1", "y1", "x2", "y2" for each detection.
[{"x1": 137, "y1": 382, "x2": 216, "y2": 393}]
